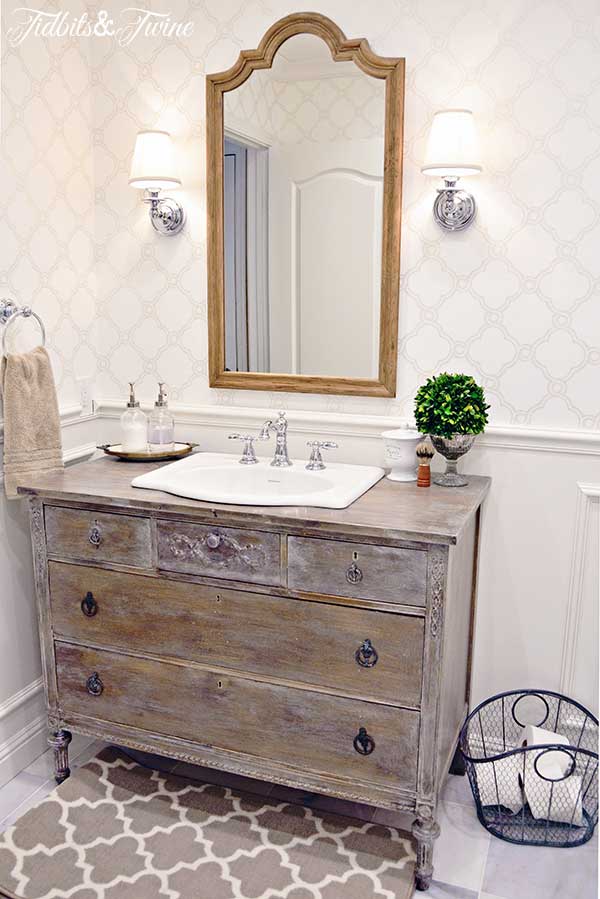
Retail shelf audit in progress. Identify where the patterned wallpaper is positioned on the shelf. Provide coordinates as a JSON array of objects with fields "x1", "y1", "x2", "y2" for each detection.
[
  {"x1": 2, "y1": 0, "x2": 599, "y2": 430},
  {"x1": 0, "y1": 0, "x2": 97, "y2": 409},
  {"x1": 225, "y1": 67, "x2": 385, "y2": 145}
]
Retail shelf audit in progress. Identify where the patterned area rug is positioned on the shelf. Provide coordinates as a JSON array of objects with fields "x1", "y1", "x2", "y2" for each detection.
[{"x1": 0, "y1": 747, "x2": 415, "y2": 898}]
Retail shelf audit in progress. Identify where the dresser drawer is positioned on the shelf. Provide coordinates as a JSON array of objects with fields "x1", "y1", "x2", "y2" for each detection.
[
  {"x1": 45, "y1": 507, "x2": 152, "y2": 568},
  {"x1": 48, "y1": 563, "x2": 424, "y2": 707},
  {"x1": 288, "y1": 536, "x2": 427, "y2": 606},
  {"x1": 157, "y1": 520, "x2": 281, "y2": 585},
  {"x1": 56, "y1": 642, "x2": 419, "y2": 791}
]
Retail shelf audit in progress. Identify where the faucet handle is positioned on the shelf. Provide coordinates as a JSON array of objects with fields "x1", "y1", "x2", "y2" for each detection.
[
  {"x1": 306, "y1": 440, "x2": 338, "y2": 471},
  {"x1": 228, "y1": 433, "x2": 266, "y2": 465}
]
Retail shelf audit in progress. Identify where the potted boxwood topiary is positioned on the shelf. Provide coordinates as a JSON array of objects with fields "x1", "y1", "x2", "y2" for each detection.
[{"x1": 414, "y1": 373, "x2": 489, "y2": 487}]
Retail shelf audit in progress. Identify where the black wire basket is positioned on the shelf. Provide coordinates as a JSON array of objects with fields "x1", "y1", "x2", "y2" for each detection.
[{"x1": 460, "y1": 689, "x2": 598, "y2": 847}]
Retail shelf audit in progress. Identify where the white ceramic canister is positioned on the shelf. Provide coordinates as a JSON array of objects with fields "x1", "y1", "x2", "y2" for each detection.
[{"x1": 382, "y1": 429, "x2": 422, "y2": 482}]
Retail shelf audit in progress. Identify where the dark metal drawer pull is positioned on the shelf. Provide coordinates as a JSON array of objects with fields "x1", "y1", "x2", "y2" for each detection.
[
  {"x1": 346, "y1": 562, "x2": 363, "y2": 584},
  {"x1": 81, "y1": 592, "x2": 98, "y2": 617},
  {"x1": 353, "y1": 727, "x2": 375, "y2": 755},
  {"x1": 355, "y1": 639, "x2": 378, "y2": 668},
  {"x1": 88, "y1": 522, "x2": 102, "y2": 546},
  {"x1": 86, "y1": 672, "x2": 103, "y2": 696}
]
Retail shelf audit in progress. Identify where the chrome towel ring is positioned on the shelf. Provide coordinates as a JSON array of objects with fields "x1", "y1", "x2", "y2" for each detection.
[{"x1": 0, "y1": 299, "x2": 46, "y2": 355}]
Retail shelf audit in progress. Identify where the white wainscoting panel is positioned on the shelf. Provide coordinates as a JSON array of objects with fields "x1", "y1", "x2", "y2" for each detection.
[{"x1": 560, "y1": 483, "x2": 600, "y2": 716}]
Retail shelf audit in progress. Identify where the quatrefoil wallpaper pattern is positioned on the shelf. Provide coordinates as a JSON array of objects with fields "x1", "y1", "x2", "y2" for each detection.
[{"x1": 1, "y1": 0, "x2": 599, "y2": 429}]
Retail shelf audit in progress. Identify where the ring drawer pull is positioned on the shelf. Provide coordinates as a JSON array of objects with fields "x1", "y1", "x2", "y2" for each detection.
[
  {"x1": 88, "y1": 522, "x2": 102, "y2": 546},
  {"x1": 346, "y1": 562, "x2": 363, "y2": 584},
  {"x1": 81, "y1": 591, "x2": 98, "y2": 617},
  {"x1": 206, "y1": 532, "x2": 222, "y2": 549},
  {"x1": 355, "y1": 639, "x2": 378, "y2": 668},
  {"x1": 353, "y1": 727, "x2": 375, "y2": 756},
  {"x1": 86, "y1": 672, "x2": 103, "y2": 696}
]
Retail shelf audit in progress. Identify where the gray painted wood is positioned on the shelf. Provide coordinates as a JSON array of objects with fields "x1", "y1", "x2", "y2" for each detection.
[
  {"x1": 25, "y1": 456, "x2": 488, "y2": 889},
  {"x1": 45, "y1": 506, "x2": 152, "y2": 569},
  {"x1": 157, "y1": 519, "x2": 281, "y2": 585},
  {"x1": 19, "y1": 456, "x2": 490, "y2": 545},
  {"x1": 56, "y1": 641, "x2": 420, "y2": 791},
  {"x1": 48, "y1": 562, "x2": 425, "y2": 706},
  {"x1": 288, "y1": 535, "x2": 427, "y2": 606}
]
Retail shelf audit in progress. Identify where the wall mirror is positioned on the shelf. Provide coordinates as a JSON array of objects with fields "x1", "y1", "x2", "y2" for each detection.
[{"x1": 206, "y1": 13, "x2": 405, "y2": 396}]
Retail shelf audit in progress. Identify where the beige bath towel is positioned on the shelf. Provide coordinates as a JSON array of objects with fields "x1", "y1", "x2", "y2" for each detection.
[{"x1": 1, "y1": 346, "x2": 63, "y2": 498}]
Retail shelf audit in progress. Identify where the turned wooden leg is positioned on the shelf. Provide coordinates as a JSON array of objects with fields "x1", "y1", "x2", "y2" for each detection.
[
  {"x1": 449, "y1": 741, "x2": 467, "y2": 776},
  {"x1": 48, "y1": 729, "x2": 72, "y2": 784},
  {"x1": 412, "y1": 809, "x2": 441, "y2": 891}
]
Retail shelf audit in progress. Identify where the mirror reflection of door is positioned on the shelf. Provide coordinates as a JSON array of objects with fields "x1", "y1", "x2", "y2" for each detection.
[
  {"x1": 223, "y1": 136, "x2": 270, "y2": 372},
  {"x1": 223, "y1": 34, "x2": 385, "y2": 379}
]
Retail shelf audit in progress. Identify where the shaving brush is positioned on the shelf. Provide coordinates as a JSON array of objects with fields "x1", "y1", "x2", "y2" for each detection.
[{"x1": 416, "y1": 440, "x2": 434, "y2": 488}]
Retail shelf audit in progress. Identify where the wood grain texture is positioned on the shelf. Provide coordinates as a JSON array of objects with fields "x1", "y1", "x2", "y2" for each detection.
[
  {"x1": 48, "y1": 562, "x2": 424, "y2": 707},
  {"x1": 45, "y1": 506, "x2": 152, "y2": 568},
  {"x1": 206, "y1": 12, "x2": 404, "y2": 397},
  {"x1": 58, "y1": 714, "x2": 418, "y2": 811},
  {"x1": 56, "y1": 642, "x2": 420, "y2": 791},
  {"x1": 157, "y1": 519, "x2": 281, "y2": 585},
  {"x1": 288, "y1": 536, "x2": 427, "y2": 606},
  {"x1": 19, "y1": 458, "x2": 491, "y2": 546}
]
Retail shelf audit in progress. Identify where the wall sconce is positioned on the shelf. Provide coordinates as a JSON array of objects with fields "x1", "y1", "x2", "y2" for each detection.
[
  {"x1": 421, "y1": 109, "x2": 481, "y2": 232},
  {"x1": 129, "y1": 130, "x2": 185, "y2": 235}
]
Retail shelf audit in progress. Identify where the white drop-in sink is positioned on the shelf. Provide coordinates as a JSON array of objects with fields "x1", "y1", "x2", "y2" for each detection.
[{"x1": 131, "y1": 452, "x2": 384, "y2": 509}]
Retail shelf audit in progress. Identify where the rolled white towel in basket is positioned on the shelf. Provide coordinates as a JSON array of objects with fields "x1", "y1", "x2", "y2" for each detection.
[
  {"x1": 477, "y1": 756, "x2": 524, "y2": 813},
  {"x1": 520, "y1": 725, "x2": 584, "y2": 826}
]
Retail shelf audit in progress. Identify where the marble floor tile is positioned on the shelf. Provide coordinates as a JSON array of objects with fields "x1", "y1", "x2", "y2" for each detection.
[
  {"x1": 0, "y1": 773, "x2": 53, "y2": 831},
  {"x1": 0, "y1": 772, "x2": 47, "y2": 823},
  {"x1": 479, "y1": 893, "x2": 507, "y2": 899},
  {"x1": 442, "y1": 773, "x2": 473, "y2": 806},
  {"x1": 482, "y1": 833, "x2": 598, "y2": 899},
  {"x1": 421, "y1": 881, "x2": 478, "y2": 898},
  {"x1": 430, "y1": 800, "x2": 490, "y2": 892}
]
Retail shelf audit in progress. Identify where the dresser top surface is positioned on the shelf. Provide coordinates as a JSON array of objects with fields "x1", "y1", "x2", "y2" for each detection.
[{"x1": 19, "y1": 457, "x2": 490, "y2": 544}]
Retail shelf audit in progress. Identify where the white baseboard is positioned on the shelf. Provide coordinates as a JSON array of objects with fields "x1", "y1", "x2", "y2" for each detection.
[{"x1": 0, "y1": 678, "x2": 46, "y2": 789}]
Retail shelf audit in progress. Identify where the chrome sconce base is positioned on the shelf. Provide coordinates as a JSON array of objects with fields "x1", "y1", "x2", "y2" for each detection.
[
  {"x1": 433, "y1": 179, "x2": 476, "y2": 232},
  {"x1": 144, "y1": 189, "x2": 186, "y2": 235}
]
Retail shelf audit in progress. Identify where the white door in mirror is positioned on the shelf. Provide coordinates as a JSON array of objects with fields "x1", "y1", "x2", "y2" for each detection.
[{"x1": 131, "y1": 452, "x2": 385, "y2": 509}]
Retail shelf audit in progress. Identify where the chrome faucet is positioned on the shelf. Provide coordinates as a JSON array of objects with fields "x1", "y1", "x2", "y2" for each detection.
[{"x1": 259, "y1": 411, "x2": 292, "y2": 467}]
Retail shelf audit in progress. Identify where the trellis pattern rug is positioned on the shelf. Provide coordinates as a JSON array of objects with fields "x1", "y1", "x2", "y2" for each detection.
[{"x1": 0, "y1": 747, "x2": 415, "y2": 898}]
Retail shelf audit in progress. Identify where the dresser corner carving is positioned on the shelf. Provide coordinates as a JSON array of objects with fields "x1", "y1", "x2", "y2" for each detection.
[
  {"x1": 429, "y1": 550, "x2": 445, "y2": 639},
  {"x1": 29, "y1": 498, "x2": 48, "y2": 588}
]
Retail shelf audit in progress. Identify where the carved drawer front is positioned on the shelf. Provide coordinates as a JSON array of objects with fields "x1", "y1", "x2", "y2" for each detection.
[
  {"x1": 157, "y1": 520, "x2": 281, "y2": 585},
  {"x1": 48, "y1": 563, "x2": 424, "y2": 707},
  {"x1": 55, "y1": 642, "x2": 420, "y2": 791},
  {"x1": 45, "y1": 507, "x2": 152, "y2": 568},
  {"x1": 288, "y1": 536, "x2": 427, "y2": 606}
]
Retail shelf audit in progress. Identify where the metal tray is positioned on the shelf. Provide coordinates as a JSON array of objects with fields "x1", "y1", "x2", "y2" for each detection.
[{"x1": 97, "y1": 442, "x2": 198, "y2": 462}]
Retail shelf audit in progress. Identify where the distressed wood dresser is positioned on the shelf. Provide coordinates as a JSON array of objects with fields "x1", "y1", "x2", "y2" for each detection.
[{"x1": 21, "y1": 458, "x2": 489, "y2": 890}]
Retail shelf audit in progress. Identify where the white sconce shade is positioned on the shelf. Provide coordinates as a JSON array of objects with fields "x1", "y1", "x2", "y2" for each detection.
[
  {"x1": 129, "y1": 130, "x2": 182, "y2": 190},
  {"x1": 421, "y1": 109, "x2": 482, "y2": 178}
]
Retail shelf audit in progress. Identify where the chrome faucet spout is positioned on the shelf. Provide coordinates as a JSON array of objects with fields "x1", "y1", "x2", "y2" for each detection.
[{"x1": 261, "y1": 411, "x2": 292, "y2": 467}]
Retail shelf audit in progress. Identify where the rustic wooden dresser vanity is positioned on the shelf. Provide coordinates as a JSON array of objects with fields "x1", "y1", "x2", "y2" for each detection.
[{"x1": 21, "y1": 459, "x2": 489, "y2": 890}]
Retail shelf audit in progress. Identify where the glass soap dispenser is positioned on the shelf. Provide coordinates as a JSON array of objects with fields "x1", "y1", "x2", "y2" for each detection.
[
  {"x1": 148, "y1": 382, "x2": 175, "y2": 452},
  {"x1": 120, "y1": 382, "x2": 148, "y2": 452}
]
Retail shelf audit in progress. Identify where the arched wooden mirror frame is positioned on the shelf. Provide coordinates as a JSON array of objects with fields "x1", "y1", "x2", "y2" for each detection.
[{"x1": 206, "y1": 13, "x2": 405, "y2": 397}]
